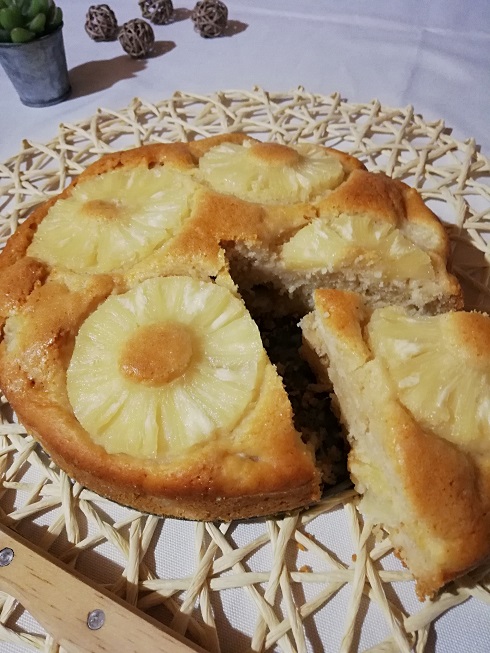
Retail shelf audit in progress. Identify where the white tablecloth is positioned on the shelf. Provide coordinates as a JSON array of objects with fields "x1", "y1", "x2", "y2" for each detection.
[
  {"x1": 1, "y1": 2, "x2": 489, "y2": 652},
  {"x1": 1, "y1": 0, "x2": 490, "y2": 160}
]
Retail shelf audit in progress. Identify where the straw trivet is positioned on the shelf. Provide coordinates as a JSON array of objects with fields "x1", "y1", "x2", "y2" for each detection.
[{"x1": 0, "y1": 88, "x2": 489, "y2": 653}]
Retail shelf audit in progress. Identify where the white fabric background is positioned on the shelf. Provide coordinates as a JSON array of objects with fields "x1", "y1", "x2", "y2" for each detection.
[
  {"x1": 0, "y1": 1, "x2": 489, "y2": 652},
  {"x1": 0, "y1": 1, "x2": 489, "y2": 159}
]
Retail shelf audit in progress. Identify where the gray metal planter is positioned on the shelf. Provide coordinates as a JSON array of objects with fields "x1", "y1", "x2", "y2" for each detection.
[{"x1": 0, "y1": 25, "x2": 71, "y2": 107}]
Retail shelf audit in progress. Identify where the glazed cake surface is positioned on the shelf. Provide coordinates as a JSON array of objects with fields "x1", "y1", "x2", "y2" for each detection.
[{"x1": 0, "y1": 133, "x2": 462, "y2": 521}]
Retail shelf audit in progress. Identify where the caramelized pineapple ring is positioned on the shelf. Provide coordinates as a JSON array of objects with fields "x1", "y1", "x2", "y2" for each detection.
[
  {"x1": 198, "y1": 140, "x2": 344, "y2": 204},
  {"x1": 28, "y1": 166, "x2": 198, "y2": 274},
  {"x1": 368, "y1": 307, "x2": 490, "y2": 452},
  {"x1": 282, "y1": 214, "x2": 434, "y2": 280},
  {"x1": 66, "y1": 276, "x2": 266, "y2": 458}
]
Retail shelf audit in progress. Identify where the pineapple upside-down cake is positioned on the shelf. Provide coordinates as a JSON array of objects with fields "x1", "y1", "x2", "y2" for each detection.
[{"x1": 0, "y1": 132, "x2": 488, "y2": 598}]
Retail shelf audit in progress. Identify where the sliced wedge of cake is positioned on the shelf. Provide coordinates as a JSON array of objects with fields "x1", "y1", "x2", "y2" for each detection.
[
  {"x1": 301, "y1": 289, "x2": 490, "y2": 598},
  {"x1": 0, "y1": 275, "x2": 321, "y2": 520}
]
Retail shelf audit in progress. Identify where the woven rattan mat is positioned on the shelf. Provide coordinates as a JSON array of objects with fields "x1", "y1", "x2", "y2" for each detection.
[{"x1": 0, "y1": 88, "x2": 489, "y2": 653}]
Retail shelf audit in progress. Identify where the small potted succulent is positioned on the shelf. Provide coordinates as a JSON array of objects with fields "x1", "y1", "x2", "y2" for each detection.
[{"x1": 0, "y1": 0, "x2": 71, "y2": 107}]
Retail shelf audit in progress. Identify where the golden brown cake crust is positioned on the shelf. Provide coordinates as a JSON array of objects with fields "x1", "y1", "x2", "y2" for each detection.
[
  {"x1": 305, "y1": 288, "x2": 490, "y2": 597},
  {"x1": 0, "y1": 134, "x2": 463, "y2": 522}
]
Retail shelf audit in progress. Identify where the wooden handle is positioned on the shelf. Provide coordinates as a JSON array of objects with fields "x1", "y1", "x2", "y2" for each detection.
[{"x1": 0, "y1": 523, "x2": 205, "y2": 653}]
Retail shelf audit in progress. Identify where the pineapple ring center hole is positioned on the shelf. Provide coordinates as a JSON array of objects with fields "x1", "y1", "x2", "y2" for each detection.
[
  {"x1": 81, "y1": 199, "x2": 122, "y2": 221},
  {"x1": 249, "y1": 142, "x2": 301, "y2": 167},
  {"x1": 119, "y1": 321, "x2": 194, "y2": 386}
]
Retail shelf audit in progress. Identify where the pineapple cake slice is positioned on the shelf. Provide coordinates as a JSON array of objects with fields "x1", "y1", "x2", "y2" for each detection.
[
  {"x1": 67, "y1": 276, "x2": 267, "y2": 458},
  {"x1": 301, "y1": 289, "x2": 490, "y2": 599},
  {"x1": 197, "y1": 140, "x2": 345, "y2": 204},
  {"x1": 28, "y1": 165, "x2": 198, "y2": 274},
  {"x1": 0, "y1": 273, "x2": 321, "y2": 520}
]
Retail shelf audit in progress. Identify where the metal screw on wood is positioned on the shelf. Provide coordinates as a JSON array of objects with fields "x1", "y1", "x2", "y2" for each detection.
[
  {"x1": 0, "y1": 547, "x2": 14, "y2": 567},
  {"x1": 87, "y1": 609, "x2": 106, "y2": 630}
]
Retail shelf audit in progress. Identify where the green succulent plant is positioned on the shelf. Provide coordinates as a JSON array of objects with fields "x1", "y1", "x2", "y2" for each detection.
[{"x1": 0, "y1": 0, "x2": 63, "y2": 43}]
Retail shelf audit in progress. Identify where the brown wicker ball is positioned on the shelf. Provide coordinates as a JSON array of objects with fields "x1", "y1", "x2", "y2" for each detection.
[
  {"x1": 139, "y1": 0, "x2": 174, "y2": 25},
  {"x1": 85, "y1": 4, "x2": 118, "y2": 41},
  {"x1": 118, "y1": 18, "x2": 155, "y2": 58},
  {"x1": 192, "y1": 0, "x2": 228, "y2": 38}
]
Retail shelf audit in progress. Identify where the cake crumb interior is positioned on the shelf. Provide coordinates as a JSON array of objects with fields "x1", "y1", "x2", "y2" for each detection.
[{"x1": 236, "y1": 284, "x2": 348, "y2": 487}]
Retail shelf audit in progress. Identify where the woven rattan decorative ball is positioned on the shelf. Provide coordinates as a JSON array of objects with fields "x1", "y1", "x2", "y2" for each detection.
[
  {"x1": 139, "y1": 0, "x2": 174, "y2": 25},
  {"x1": 192, "y1": 0, "x2": 228, "y2": 38},
  {"x1": 118, "y1": 18, "x2": 155, "y2": 58},
  {"x1": 85, "y1": 4, "x2": 118, "y2": 41}
]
